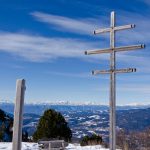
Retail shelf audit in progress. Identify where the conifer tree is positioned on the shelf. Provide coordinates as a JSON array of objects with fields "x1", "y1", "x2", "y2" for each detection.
[{"x1": 33, "y1": 109, "x2": 72, "y2": 142}]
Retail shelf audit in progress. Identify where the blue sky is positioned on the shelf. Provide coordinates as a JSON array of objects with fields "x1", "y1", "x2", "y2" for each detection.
[{"x1": 0, "y1": 0, "x2": 150, "y2": 105}]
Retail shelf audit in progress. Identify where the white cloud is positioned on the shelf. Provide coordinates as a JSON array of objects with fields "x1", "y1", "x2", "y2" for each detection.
[
  {"x1": 31, "y1": 11, "x2": 150, "y2": 45},
  {"x1": 118, "y1": 85, "x2": 150, "y2": 94},
  {"x1": 47, "y1": 71, "x2": 92, "y2": 78},
  {"x1": 30, "y1": 11, "x2": 150, "y2": 70},
  {"x1": 138, "y1": 0, "x2": 150, "y2": 5},
  {"x1": 115, "y1": 11, "x2": 150, "y2": 45},
  {"x1": 0, "y1": 31, "x2": 98, "y2": 62},
  {"x1": 31, "y1": 11, "x2": 104, "y2": 35},
  {"x1": 95, "y1": 84, "x2": 150, "y2": 95},
  {"x1": 0, "y1": 31, "x2": 149, "y2": 75}
]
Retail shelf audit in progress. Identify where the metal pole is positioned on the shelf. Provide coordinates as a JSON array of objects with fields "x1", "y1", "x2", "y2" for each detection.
[
  {"x1": 12, "y1": 79, "x2": 26, "y2": 150},
  {"x1": 110, "y1": 11, "x2": 116, "y2": 150}
]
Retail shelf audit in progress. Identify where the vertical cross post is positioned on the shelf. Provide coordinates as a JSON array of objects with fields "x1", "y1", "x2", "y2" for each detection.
[
  {"x1": 110, "y1": 11, "x2": 116, "y2": 150},
  {"x1": 12, "y1": 79, "x2": 26, "y2": 150}
]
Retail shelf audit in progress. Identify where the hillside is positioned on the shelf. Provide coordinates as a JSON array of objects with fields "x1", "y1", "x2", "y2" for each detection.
[
  {"x1": 0, "y1": 109, "x2": 13, "y2": 142},
  {"x1": 1, "y1": 103, "x2": 150, "y2": 141},
  {"x1": 117, "y1": 108, "x2": 150, "y2": 131}
]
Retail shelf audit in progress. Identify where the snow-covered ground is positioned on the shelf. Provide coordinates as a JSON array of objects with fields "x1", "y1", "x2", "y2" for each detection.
[
  {"x1": 0, "y1": 142, "x2": 38, "y2": 150},
  {"x1": 67, "y1": 144, "x2": 109, "y2": 150},
  {"x1": 0, "y1": 142, "x2": 109, "y2": 150}
]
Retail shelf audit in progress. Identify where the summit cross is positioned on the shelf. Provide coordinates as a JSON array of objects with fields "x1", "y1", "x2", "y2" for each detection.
[{"x1": 85, "y1": 11, "x2": 145, "y2": 150}]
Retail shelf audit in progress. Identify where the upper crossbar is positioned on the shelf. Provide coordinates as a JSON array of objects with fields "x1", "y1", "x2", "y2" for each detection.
[{"x1": 94, "y1": 24, "x2": 135, "y2": 35}]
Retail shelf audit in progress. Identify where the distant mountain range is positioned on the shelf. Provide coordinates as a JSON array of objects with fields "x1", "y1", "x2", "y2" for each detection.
[
  {"x1": 1, "y1": 101, "x2": 150, "y2": 115},
  {"x1": 1, "y1": 102, "x2": 150, "y2": 141}
]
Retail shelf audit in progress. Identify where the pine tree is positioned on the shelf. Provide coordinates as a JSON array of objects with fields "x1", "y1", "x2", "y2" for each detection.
[
  {"x1": 33, "y1": 109, "x2": 72, "y2": 142},
  {"x1": 0, "y1": 123, "x2": 5, "y2": 141},
  {"x1": 80, "y1": 134, "x2": 103, "y2": 146},
  {"x1": 0, "y1": 109, "x2": 13, "y2": 142}
]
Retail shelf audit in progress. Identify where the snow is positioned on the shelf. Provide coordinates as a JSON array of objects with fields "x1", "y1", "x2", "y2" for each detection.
[
  {"x1": 0, "y1": 142, "x2": 109, "y2": 150},
  {"x1": 67, "y1": 144, "x2": 109, "y2": 150},
  {"x1": 0, "y1": 142, "x2": 38, "y2": 150},
  {"x1": 88, "y1": 115, "x2": 100, "y2": 119}
]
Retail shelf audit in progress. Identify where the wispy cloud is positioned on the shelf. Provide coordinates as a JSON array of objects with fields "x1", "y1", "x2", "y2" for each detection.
[
  {"x1": 31, "y1": 11, "x2": 104, "y2": 35},
  {"x1": 116, "y1": 11, "x2": 150, "y2": 45},
  {"x1": 31, "y1": 11, "x2": 150, "y2": 45},
  {"x1": 117, "y1": 85, "x2": 150, "y2": 94},
  {"x1": 0, "y1": 30, "x2": 149, "y2": 75},
  {"x1": 138, "y1": 0, "x2": 150, "y2": 6},
  {"x1": 95, "y1": 84, "x2": 150, "y2": 95},
  {"x1": 0, "y1": 31, "x2": 99, "y2": 62},
  {"x1": 1, "y1": 10, "x2": 150, "y2": 72},
  {"x1": 47, "y1": 71, "x2": 92, "y2": 78}
]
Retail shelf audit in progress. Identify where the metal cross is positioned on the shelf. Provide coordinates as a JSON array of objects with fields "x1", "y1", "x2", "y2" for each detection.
[{"x1": 85, "y1": 11, "x2": 145, "y2": 150}]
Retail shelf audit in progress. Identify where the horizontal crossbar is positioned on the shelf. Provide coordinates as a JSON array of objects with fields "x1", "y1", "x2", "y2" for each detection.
[
  {"x1": 85, "y1": 44, "x2": 145, "y2": 55},
  {"x1": 92, "y1": 68, "x2": 136, "y2": 75},
  {"x1": 94, "y1": 24, "x2": 135, "y2": 34}
]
